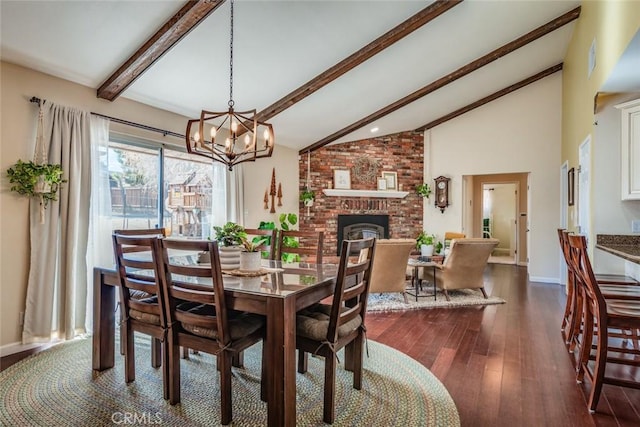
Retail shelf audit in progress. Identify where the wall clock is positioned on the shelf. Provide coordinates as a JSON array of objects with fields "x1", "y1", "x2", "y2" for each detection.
[{"x1": 434, "y1": 176, "x2": 450, "y2": 213}]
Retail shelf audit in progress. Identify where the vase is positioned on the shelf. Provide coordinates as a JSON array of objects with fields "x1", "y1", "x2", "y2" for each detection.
[
  {"x1": 304, "y1": 199, "x2": 314, "y2": 207},
  {"x1": 219, "y1": 246, "x2": 241, "y2": 270},
  {"x1": 420, "y1": 244, "x2": 434, "y2": 257},
  {"x1": 240, "y1": 251, "x2": 262, "y2": 271}
]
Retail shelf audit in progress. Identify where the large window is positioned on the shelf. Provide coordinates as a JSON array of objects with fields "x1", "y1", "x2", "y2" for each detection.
[{"x1": 105, "y1": 139, "x2": 226, "y2": 238}]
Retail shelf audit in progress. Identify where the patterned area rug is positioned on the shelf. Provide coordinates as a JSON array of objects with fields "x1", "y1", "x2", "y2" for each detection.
[
  {"x1": 368, "y1": 287, "x2": 506, "y2": 312},
  {"x1": 0, "y1": 336, "x2": 459, "y2": 426}
]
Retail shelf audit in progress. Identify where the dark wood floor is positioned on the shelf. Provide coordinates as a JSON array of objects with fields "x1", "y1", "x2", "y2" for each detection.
[
  {"x1": 368, "y1": 263, "x2": 640, "y2": 427},
  {"x1": 3, "y1": 263, "x2": 639, "y2": 425}
]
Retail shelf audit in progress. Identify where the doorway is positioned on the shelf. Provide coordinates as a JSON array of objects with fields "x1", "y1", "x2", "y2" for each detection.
[
  {"x1": 464, "y1": 172, "x2": 528, "y2": 266},
  {"x1": 483, "y1": 183, "x2": 517, "y2": 264}
]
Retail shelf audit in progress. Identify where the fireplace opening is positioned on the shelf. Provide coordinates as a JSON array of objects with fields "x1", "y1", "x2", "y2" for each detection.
[{"x1": 337, "y1": 214, "x2": 389, "y2": 255}]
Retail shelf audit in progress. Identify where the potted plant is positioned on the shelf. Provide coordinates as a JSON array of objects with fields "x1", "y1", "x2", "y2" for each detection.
[
  {"x1": 416, "y1": 231, "x2": 437, "y2": 256},
  {"x1": 300, "y1": 189, "x2": 315, "y2": 207},
  {"x1": 213, "y1": 222, "x2": 247, "y2": 269},
  {"x1": 416, "y1": 183, "x2": 432, "y2": 199},
  {"x1": 239, "y1": 236, "x2": 267, "y2": 271}
]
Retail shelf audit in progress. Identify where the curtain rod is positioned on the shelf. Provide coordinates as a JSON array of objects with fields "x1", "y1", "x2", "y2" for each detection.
[{"x1": 29, "y1": 96, "x2": 185, "y2": 139}]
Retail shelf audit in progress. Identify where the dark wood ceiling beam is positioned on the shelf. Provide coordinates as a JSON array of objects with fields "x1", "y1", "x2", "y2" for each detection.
[
  {"x1": 254, "y1": 0, "x2": 463, "y2": 124},
  {"x1": 97, "y1": 0, "x2": 225, "y2": 101},
  {"x1": 415, "y1": 63, "x2": 563, "y2": 131},
  {"x1": 300, "y1": 6, "x2": 580, "y2": 154}
]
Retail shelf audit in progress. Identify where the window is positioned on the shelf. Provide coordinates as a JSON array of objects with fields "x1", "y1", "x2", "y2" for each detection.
[{"x1": 103, "y1": 138, "x2": 226, "y2": 238}]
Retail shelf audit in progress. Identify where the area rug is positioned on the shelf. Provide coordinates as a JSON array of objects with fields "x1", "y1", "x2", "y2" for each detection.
[
  {"x1": 368, "y1": 287, "x2": 506, "y2": 312},
  {"x1": 0, "y1": 336, "x2": 459, "y2": 426}
]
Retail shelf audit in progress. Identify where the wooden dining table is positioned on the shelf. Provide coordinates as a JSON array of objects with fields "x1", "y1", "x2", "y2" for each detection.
[{"x1": 92, "y1": 259, "x2": 338, "y2": 427}]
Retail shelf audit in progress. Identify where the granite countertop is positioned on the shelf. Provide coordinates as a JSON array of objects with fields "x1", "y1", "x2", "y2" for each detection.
[{"x1": 595, "y1": 234, "x2": 640, "y2": 264}]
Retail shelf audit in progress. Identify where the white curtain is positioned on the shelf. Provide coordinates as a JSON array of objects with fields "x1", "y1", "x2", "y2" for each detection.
[
  {"x1": 85, "y1": 116, "x2": 111, "y2": 333},
  {"x1": 225, "y1": 163, "x2": 244, "y2": 225},
  {"x1": 22, "y1": 102, "x2": 93, "y2": 344}
]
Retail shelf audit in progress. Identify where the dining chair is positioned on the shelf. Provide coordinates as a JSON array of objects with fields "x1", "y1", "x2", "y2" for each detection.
[
  {"x1": 113, "y1": 228, "x2": 167, "y2": 360},
  {"x1": 276, "y1": 230, "x2": 324, "y2": 263},
  {"x1": 158, "y1": 238, "x2": 266, "y2": 425},
  {"x1": 112, "y1": 233, "x2": 169, "y2": 399},
  {"x1": 557, "y1": 229, "x2": 639, "y2": 352},
  {"x1": 567, "y1": 234, "x2": 640, "y2": 412},
  {"x1": 295, "y1": 237, "x2": 376, "y2": 424},
  {"x1": 243, "y1": 228, "x2": 277, "y2": 260}
]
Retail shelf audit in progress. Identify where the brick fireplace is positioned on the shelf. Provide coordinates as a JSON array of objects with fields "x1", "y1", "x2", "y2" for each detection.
[{"x1": 299, "y1": 131, "x2": 424, "y2": 256}]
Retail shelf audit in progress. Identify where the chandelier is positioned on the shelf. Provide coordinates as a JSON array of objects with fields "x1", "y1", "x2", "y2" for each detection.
[{"x1": 185, "y1": 0, "x2": 274, "y2": 171}]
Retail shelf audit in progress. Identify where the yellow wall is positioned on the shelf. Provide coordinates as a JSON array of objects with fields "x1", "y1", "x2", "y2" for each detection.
[
  {"x1": 561, "y1": 0, "x2": 640, "y2": 229},
  {"x1": 0, "y1": 61, "x2": 296, "y2": 349}
]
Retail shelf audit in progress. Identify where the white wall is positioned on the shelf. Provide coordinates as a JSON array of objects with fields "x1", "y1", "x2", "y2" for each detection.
[
  {"x1": 592, "y1": 93, "x2": 640, "y2": 276},
  {"x1": 424, "y1": 72, "x2": 563, "y2": 282}
]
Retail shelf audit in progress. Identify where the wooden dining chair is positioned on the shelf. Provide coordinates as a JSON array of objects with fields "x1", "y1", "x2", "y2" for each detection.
[
  {"x1": 276, "y1": 230, "x2": 324, "y2": 263},
  {"x1": 113, "y1": 228, "x2": 167, "y2": 359},
  {"x1": 158, "y1": 238, "x2": 266, "y2": 425},
  {"x1": 557, "y1": 229, "x2": 638, "y2": 352},
  {"x1": 243, "y1": 228, "x2": 277, "y2": 260},
  {"x1": 295, "y1": 237, "x2": 376, "y2": 424},
  {"x1": 567, "y1": 234, "x2": 640, "y2": 412},
  {"x1": 112, "y1": 233, "x2": 169, "y2": 399}
]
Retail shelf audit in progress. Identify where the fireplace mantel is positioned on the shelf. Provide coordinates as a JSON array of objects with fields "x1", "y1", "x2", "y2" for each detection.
[{"x1": 322, "y1": 189, "x2": 409, "y2": 198}]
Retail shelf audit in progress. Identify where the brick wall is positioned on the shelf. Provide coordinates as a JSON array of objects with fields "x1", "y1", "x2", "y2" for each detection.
[{"x1": 299, "y1": 131, "x2": 424, "y2": 256}]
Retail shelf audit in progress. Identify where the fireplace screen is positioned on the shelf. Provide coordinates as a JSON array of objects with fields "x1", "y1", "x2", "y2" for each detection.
[{"x1": 337, "y1": 214, "x2": 389, "y2": 255}]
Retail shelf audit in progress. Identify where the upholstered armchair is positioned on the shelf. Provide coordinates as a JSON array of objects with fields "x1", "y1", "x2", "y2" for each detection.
[
  {"x1": 369, "y1": 239, "x2": 415, "y2": 303},
  {"x1": 435, "y1": 238, "x2": 499, "y2": 300}
]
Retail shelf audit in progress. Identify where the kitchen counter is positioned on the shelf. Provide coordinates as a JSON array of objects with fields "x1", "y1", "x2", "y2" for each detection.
[{"x1": 595, "y1": 234, "x2": 640, "y2": 264}]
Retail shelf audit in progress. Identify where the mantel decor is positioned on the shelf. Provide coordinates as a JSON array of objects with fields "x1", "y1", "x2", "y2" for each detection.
[
  {"x1": 353, "y1": 157, "x2": 379, "y2": 183},
  {"x1": 184, "y1": 0, "x2": 274, "y2": 171}
]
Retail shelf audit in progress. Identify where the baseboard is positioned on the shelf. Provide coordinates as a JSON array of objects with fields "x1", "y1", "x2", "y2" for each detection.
[
  {"x1": 528, "y1": 275, "x2": 561, "y2": 284},
  {"x1": 0, "y1": 341, "x2": 42, "y2": 357}
]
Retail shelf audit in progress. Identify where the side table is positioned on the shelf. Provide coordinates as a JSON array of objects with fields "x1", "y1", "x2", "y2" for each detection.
[{"x1": 406, "y1": 258, "x2": 438, "y2": 301}]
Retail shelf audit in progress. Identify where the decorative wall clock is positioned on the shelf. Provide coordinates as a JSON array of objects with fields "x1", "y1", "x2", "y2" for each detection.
[{"x1": 434, "y1": 175, "x2": 450, "y2": 213}]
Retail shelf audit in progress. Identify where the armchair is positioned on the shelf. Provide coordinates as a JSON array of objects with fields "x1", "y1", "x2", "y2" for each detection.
[
  {"x1": 368, "y1": 239, "x2": 415, "y2": 303},
  {"x1": 435, "y1": 238, "x2": 499, "y2": 300}
]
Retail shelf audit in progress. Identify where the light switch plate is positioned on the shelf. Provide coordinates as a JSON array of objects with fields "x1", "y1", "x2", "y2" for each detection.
[{"x1": 632, "y1": 220, "x2": 640, "y2": 233}]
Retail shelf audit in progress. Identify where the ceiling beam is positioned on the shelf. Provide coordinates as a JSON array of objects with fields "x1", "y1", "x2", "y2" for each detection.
[
  {"x1": 97, "y1": 0, "x2": 224, "y2": 101},
  {"x1": 415, "y1": 63, "x2": 563, "y2": 131},
  {"x1": 300, "y1": 6, "x2": 580, "y2": 154},
  {"x1": 253, "y1": 0, "x2": 463, "y2": 125}
]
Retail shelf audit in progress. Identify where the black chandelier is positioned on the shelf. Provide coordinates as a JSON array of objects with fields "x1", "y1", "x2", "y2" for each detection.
[{"x1": 185, "y1": 0, "x2": 274, "y2": 171}]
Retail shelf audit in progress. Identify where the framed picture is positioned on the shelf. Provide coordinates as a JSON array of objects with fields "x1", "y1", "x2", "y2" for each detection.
[
  {"x1": 568, "y1": 167, "x2": 575, "y2": 206},
  {"x1": 382, "y1": 171, "x2": 397, "y2": 190},
  {"x1": 377, "y1": 178, "x2": 387, "y2": 191},
  {"x1": 334, "y1": 169, "x2": 351, "y2": 190}
]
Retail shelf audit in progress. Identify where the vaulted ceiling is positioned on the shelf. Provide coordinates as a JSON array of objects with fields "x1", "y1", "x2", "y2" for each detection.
[{"x1": 1, "y1": 0, "x2": 582, "y2": 153}]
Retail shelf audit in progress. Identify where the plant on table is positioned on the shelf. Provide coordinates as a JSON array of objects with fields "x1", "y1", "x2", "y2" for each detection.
[
  {"x1": 213, "y1": 222, "x2": 247, "y2": 247},
  {"x1": 416, "y1": 231, "x2": 436, "y2": 249}
]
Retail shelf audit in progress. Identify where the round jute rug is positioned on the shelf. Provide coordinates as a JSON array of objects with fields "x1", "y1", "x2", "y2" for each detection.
[{"x1": 0, "y1": 337, "x2": 459, "y2": 426}]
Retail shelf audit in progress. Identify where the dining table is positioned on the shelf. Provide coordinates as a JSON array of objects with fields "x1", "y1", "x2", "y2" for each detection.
[{"x1": 92, "y1": 258, "x2": 338, "y2": 427}]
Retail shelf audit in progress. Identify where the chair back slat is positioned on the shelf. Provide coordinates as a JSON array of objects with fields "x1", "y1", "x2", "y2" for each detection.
[
  {"x1": 114, "y1": 228, "x2": 166, "y2": 253},
  {"x1": 277, "y1": 230, "x2": 324, "y2": 263},
  {"x1": 326, "y1": 238, "x2": 376, "y2": 343},
  {"x1": 159, "y1": 239, "x2": 231, "y2": 345},
  {"x1": 244, "y1": 228, "x2": 277, "y2": 260},
  {"x1": 112, "y1": 233, "x2": 166, "y2": 327}
]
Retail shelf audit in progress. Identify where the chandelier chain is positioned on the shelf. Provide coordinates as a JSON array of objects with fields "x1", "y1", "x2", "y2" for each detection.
[{"x1": 228, "y1": 0, "x2": 234, "y2": 108}]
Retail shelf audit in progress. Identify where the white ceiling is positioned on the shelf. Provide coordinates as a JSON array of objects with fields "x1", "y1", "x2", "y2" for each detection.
[{"x1": 1, "y1": 0, "x2": 585, "y2": 151}]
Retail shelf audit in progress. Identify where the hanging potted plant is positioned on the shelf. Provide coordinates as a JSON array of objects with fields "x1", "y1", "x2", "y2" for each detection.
[
  {"x1": 416, "y1": 183, "x2": 432, "y2": 199},
  {"x1": 7, "y1": 159, "x2": 66, "y2": 223},
  {"x1": 300, "y1": 189, "x2": 315, "y2": 207}
]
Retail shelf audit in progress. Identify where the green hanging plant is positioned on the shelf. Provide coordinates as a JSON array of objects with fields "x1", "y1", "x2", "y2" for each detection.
[
  {"x1": 416, "y1": 183, "x2": 432, "y2": 198},
  {"x1": 300, "y1": 189, "x2": 315, "y2": 206},
  {"x1": 6, "y1": 159, "x2": 66, "y2": 208}
]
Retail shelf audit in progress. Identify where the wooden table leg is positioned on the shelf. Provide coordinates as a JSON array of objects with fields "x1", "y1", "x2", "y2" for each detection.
[
  {"x1": 92, "y1": 268, "x2": 115, "y2": 372},
  {"x1": 266, "y1": 296, "x2": 297, "y2": 427}
]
